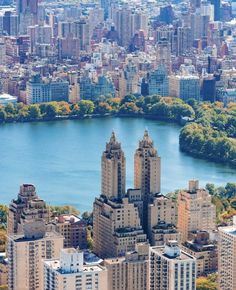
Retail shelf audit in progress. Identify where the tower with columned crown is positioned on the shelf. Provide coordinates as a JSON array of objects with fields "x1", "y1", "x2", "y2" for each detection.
[
  {"x1": 101, "y1": 131, "x2": 126, "y2": 199},
  {"x1": 134, "y1": 129, "x2": 161, "y2": 196}
]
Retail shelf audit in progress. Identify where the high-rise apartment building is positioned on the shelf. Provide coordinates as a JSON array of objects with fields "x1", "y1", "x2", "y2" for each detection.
[
  {"x1": 150, "y1": 241, "x2": 196, "y2": 290},
  {"x1": 148, "y1": 194, "x2": 179, "y2": 246},
  {"x1": 148, "y1": 66, "x2": 169, "y2": 97},
  {"x1": 93, "y1": 195, "x2": 147, "y2": 258},
  {"x1": 44, "y1": 248, "x2": 108, "y2": 290},
  {"x1": 7, "y1": 184, "x2": 49, "y2": 235},
  {"x1": 156, "y1": 38, "x2": 172, "y2": 73},
  {"x1": 17, "y1": 0, "x2": 39, "y2": 34},
  {"x1": 134, "y1": 130, "x2": 161, "y2": 196},
  {"x1": 177, "y1": 180, "x2": 216, "y2": 242},
  {"x1": 134, "y1": 130, "x2": 161, "y2": 231},
  {"x1": 169, "y1": 74, "x2": 201, "y2": 101},
  {"x1": 218, "y1": 218, "x2": 236, "y2": 290},
  {"x1": 8, "y1": 220, "x2": 63, "y2": 290},
  {"x1": 26, "y1": 74, "x2": 69, "y2": 104},
  {"x1": 104, "y1": 243, "x2": 149, "y2": 290},
  {"x1": 101, "y1": 132, "x2": 126, "y2": 199}
]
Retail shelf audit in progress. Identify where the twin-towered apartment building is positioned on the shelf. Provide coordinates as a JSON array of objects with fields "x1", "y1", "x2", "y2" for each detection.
[{"x1": 5, "y1": 131, "x2": 234, "y2": 290}]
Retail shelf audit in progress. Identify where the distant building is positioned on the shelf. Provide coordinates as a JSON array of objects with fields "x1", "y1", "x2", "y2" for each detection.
[
  {"x1": 201, "y1": 75, "x2": 216, "y2": 102},
  {"x1": 150, "y1": 241, "x2": 196, "y2": 290},
  {"x1": 44, "y1": 248, "x2": 108, "y2": 290},
  {"x1": 0, "y1": 93, "x2": 17, "y2": 105},
  {"x1": 8, "y1": 220, "x2": 63, "y2": 290},
  {"x1": 218, "y1": 218, "x2": 236, "y2": 290},
  {"x1": 177, "y1": 180, "x2": 216, "y2": 242},
  {"x1": 104, "y1": 243, "x2": 149, "y2": 290},
  {"x1": 26, "y1": 74, "x2": 69, "y2": 104},
  {"x1": 79, "y1": 75, "x2": 115, "y2": 101},
  {"x1": 169, "y1": 74, "x2": 200, "y2": 101},
  {"x1": 147, "y1": 66, "x2": 169, "y2": 97}
]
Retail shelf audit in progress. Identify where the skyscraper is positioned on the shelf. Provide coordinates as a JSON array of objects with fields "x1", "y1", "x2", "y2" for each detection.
[
  {"x1": 101, "y1": 132, "x2": 126, "y2": 199},
  {"x1": 134, "y1": 130, "x2": 161, "y2": 232},
  {"x1": 17, "y1": 0, "x2": 38, "y2": 34},
  {"x1": 134, "y1": 130, "x2": 161, "y2": 196}
]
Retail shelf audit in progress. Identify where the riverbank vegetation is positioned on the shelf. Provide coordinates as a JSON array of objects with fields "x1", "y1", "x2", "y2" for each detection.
[
  {"x1": 179, "y1": 101, "x2": 236, "y2": 167},
  {"x1": 0, "y1": 96, "x2": 235, "y2": 166},
  {"x1": 0, "y1": 95, "x2": 195, "y2": 123}
]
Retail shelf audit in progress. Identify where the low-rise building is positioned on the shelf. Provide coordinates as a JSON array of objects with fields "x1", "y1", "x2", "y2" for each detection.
[
  {"x1": 52, "y1": 214, "x2": 87, "y2": 249},
  {"x1": 181, "y1": 231, "x2": 217, "y2": 277}
]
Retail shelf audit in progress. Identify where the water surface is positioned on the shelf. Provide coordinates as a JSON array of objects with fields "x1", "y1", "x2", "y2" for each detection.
[{"x1": 0, "y1": 117, "x2": 235, "y2": 212}]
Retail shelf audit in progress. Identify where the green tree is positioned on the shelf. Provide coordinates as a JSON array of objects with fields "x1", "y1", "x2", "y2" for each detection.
[
  {"x1": 5, "y1": 103, "x2": 15, "y2": 115},
  {"x1": 119, "y1": 102, "x2": 141, "y2": 115},
  {"x1": 79, "y1": 100, "x2": 95, "y2": 116},
  {"x1": 0, "y1": 109, "x2": 6, "y2": 122},
  {"x1": 44, "y1": 103, "x2": 59, "y2": 119},
  {"x1": 28, "y1": 105, "x2": 41, "y2": 120}
]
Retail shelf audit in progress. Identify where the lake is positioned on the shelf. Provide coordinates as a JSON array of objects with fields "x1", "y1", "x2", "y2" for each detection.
[{"x1": 0, "y1": 117, "x2": 235, "y2": 212}]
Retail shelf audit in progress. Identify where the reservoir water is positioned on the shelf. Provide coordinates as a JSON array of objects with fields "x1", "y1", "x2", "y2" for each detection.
[{"x1": 0, "y1": 117, "x2": 235, "y2": 212}]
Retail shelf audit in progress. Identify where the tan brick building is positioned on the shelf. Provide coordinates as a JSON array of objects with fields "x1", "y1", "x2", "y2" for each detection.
[
  {"x1": 104, "y1": 243, "x2": 149, "y2": 290},
  {"x1": 177, "y1": 180, "x2": 216, "y2": 242},
  {"x1": 7, "y1": 220, "x2": 63, "y2": 290}
]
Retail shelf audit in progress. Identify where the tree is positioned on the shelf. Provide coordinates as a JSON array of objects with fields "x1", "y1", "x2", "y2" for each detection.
[
  {"x1": 71, "y1": 104, "x2": 80, "y2": 115},
  {"x1": 4, "y1": 103, "x2": 15, "y2": 114},
  {"x1": 44, "y1": 103, "x2": 59, "y2": 119},
  {"x1": 206, "y1": 183, "x2": 216, "y2": 195},
  {"x1": 225, "y1": 183, "x2": 236, "y2": 198},
  {"x1": 0, "y1": 110, "x2": 6, "y2": 122},
  {"x1": 28, "y1": 105, "x2": 41, "y2": 120},
  {"x1": 79, "y1": 100, "x2": 95, "y2": 116},
  {"x1": 58, "y1": 102, "x2": 71, "y2": 115},
  {"x1": 119, "y1": 102, "x2": 141, "y2": 115},
  {"x1": 95, "y1": 102, "x2": 112, "y2": 115},
  {"x1": 120, "y1": 94, "x2": 136, "y2": 105}
]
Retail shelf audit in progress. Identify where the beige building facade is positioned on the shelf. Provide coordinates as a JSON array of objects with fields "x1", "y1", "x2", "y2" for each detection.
[
  {"x1": 177, "y1": 180, "x2": 216, "y2": 242},
  {"x1": 218, "y1": 221, "x2": 236, "y2": 290},
  {"x1": 150, "y1": 241, "x2": 196, "y2": 290},
  {"x1": 104, "y1": 243, "x2": 149, "y2": 290},
  {"x1": 7, "y1": 184, "x2": 49, "y2": 235},
  {"x1": 93, "y1": 196, "x2": 146, "y2": 258},
  {"x1": 101, "y1": 132, "x2": 126, "y2": 199},
  {"x1": 7, "y1": 221, "x2": 64, "y2": 290}
]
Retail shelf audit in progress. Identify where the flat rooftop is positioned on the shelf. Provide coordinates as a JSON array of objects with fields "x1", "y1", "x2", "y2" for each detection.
[
  {"x1": 151, "y1": 246, "x2": 195, "y2": 261},
  {"x1": 220, "y1": 226, "x2": 236, "y2": 236},
  {"x1": 45, "y1": 259, "x2": 104, "y2": 274}
]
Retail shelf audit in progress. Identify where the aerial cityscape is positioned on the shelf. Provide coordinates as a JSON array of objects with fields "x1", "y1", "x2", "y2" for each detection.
[{"x1": 0, "y1": 0, "x2": 235, "y2": 289}]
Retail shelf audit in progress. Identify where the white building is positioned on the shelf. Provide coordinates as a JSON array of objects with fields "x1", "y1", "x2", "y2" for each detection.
[
  {"x1": 44, "y1": 248, "x2": 108, "y2": 290},
  {"x1": 150, "y1": 241, "x2": 196, "y2": 290},
  {"x1": 218, "y1": 217, "x2": 236, "y2": 290},
  {"x1": 0, "y1": 93, "x2": 17, "y2": 105}
]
